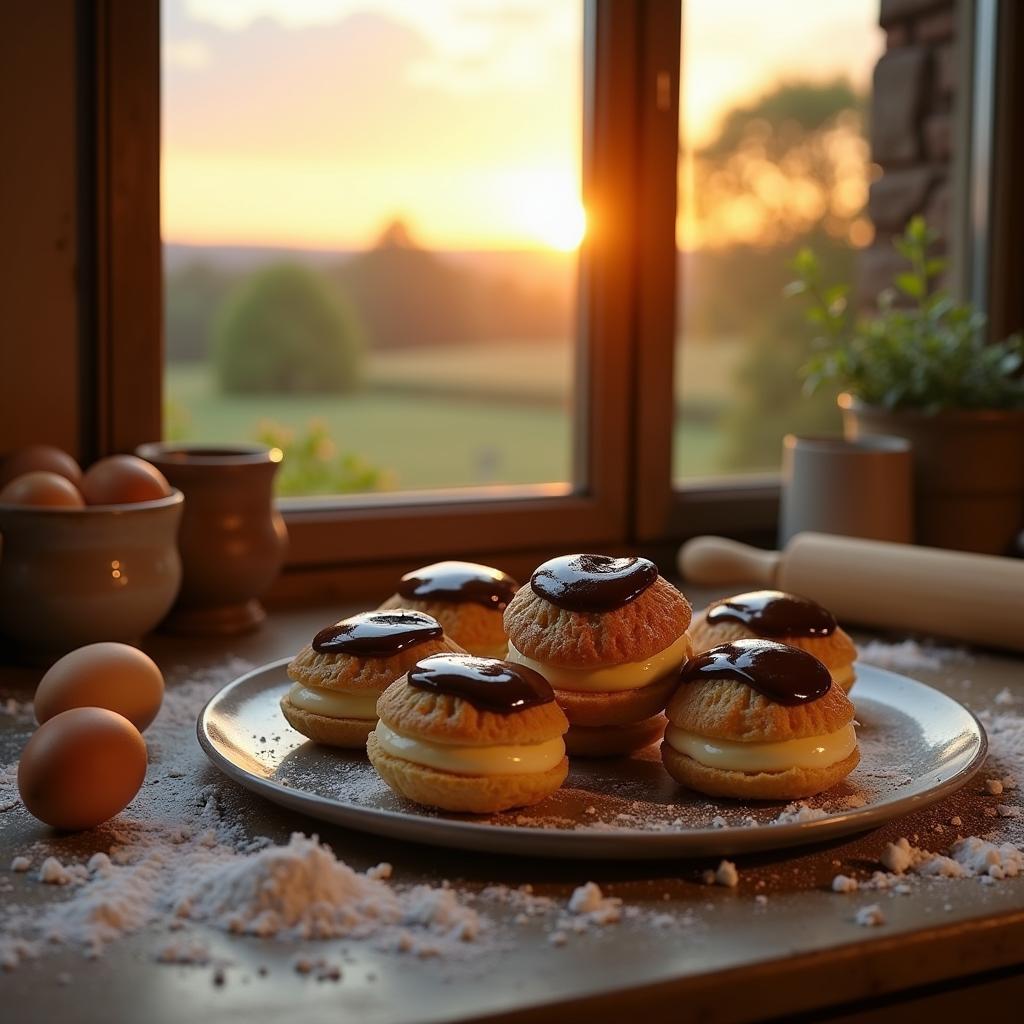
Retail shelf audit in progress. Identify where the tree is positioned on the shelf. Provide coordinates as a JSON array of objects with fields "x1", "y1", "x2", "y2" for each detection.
[
  {"x1": 165, "y1": 261, "x2": 235, "y2": 363},
  {"x1": 214, "y1": 263, "x2": 364, "y2": 395},
  {"x1": 689, "y1": 78, "x2": 871, "y2": 250},
  {"x1": 681, "y1": 78, "x2": 870, "y2": 470},
  {"x1": 334, "y1": 219, "x2": 477, "y2": 349}
]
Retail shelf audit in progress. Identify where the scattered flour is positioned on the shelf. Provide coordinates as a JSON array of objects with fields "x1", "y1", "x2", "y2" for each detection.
[
  {"x1": 291, "y1": 955, "x2": 342, "y2": 980},
  {"x1": 0, "y1": 697, "x2": 33, "y2": 722},
  {"x1": 854, "y1": 904, "x2": 885, "y2": 927},
  {"x1": 0, "y1": 658, "x2": 487, "y2": 970},
  {"x1": 772, "y1": 803, "x2": 828, "y2": 825},
  {"x1": 0, "y1": 763, "x2": 19, "y2": 813},
  {"x1": 3, "y1": 648, "x2": 1024, "y2": 977},
  {"x1": 703, "y1": 860, "x2": 739, "y2": 888},
  {"x1": 857, "y1": 640, "x2": 967, "y2": 672},
  {"x1": 880, "y1": 836, "x2": 1023, "y2": 881},
  {"x1": 565, "y1": 883, "x2": 622, "y2": 926},
  {"x1": 39, "y1": 857, "x2": 88, "y2": 886}
]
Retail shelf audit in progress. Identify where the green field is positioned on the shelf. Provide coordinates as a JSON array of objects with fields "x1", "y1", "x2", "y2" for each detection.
[{"x1": 166, "y1": 341, "x2": 742, "y2": 494}]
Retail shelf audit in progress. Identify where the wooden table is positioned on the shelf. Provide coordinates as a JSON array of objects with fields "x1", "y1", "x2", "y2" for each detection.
[{"x1": 2, "y1": 596, "x2": 1023, "y2": 1023}]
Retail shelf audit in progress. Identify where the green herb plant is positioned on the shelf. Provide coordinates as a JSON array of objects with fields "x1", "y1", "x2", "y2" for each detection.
[{"x1": 789, "y1": 216, "x2": 1024, "y2": 412}]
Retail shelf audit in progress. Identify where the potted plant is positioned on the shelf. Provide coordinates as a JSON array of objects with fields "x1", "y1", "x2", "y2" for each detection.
[{"x1": 789, "y1": 217, "x2": 1024, "y2": 554}]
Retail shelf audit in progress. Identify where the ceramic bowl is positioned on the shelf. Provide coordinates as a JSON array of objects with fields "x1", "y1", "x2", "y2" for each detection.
[{"x1": 0, "y1": 491, "x2": 183, "y2": 661}]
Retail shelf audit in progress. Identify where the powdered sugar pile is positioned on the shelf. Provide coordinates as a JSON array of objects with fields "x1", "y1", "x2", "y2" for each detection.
[{"x1": 174, "y1": 832, "x2": 480, "y2": 953}]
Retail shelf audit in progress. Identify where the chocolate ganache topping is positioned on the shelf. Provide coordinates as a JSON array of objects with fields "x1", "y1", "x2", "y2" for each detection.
[
  {"x1": 312, "y1": 610, "x2": 443, "y2": 657},
  {"x1": 679, "y1": 639, "x2": 832, "y2": 705},
  {"x1": 706, "y1": 590, "x2": 836, "y2": 638},
  {"x1": 408, "y1": 653, "x2": 555, "y2": 714},
  {"x1": 530, "y1": 554, "x2": 658, "y2": 612},
  {"x1": 397, "y1": 560, "x2": 519, "y2": 611}
]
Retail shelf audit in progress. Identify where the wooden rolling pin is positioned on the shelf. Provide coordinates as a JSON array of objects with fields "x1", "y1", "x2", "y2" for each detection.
[{"x1": 678, "y1": 532, "x2": 1024, "y2": 653}]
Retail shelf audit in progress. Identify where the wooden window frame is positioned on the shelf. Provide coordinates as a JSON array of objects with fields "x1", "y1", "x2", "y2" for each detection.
[
  {"x1": 81, "y1": 0, "x2": 795, "y2": 576},
  {"x1": 630, "y1": 1, "x2": 779, "y2": 542}
]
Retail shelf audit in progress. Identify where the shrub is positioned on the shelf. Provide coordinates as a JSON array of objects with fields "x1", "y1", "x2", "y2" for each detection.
[
  {"x1": 215, "y1": 263, "x2": 363, "y2": 394},
  {"x1": 255, "y1": 420, "x2": 391, "y2": 497}
]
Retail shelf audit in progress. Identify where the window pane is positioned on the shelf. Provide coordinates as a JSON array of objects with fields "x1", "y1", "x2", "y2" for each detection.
[
  {"x1": 162, "y1": 1, "x2": 582, "y2": 498},
  {"x1": 674, "y1": 0, "x2": 884, "y2": 481}
]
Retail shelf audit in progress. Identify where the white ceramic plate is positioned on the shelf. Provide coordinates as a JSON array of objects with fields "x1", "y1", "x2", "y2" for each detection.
[{"x1": 197, "y1": 660, "x2": 987, "y2": 859}]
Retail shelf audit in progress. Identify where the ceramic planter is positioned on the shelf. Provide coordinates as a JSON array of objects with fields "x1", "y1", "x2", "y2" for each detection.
[
  {"x1": 839, "y1": 394, "x2": 1024, "y2": 554},
  {"x1": 136, "y1": 443, "x2": 288, "y2": 635}
]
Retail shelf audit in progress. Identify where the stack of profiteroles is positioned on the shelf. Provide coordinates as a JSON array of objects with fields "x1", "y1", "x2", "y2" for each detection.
[{"x1": 281, "y1": 557, "x2": 860, "y2": 813}]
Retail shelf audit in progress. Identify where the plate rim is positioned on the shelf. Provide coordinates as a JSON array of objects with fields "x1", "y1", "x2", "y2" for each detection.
[{"x1": 196, "y1": 657, "x2": 989, "y2": 860}]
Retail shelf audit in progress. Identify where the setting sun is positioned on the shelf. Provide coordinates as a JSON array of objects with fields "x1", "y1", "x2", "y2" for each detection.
[
  {"x1": 539, "y1": 199, "x2": 587, "y2": 252},
  {"x1": 516, "y1": 179, "x2": 587, "y2": 252},
  {"x1": 162, "y1": 0, "x2": 583, "y2": 251}
]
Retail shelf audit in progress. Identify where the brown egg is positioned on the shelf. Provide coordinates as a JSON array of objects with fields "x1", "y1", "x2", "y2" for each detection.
[
  {"x1": 0, "y1": 471, "x2": 85, "y2": 507},
  {"x1": 35, "y1": 642, "x2": 164, "y2": 732},
  {"x1": 0, "y1": 444, "x2": 82, "y2": 489},
  {"x1": 81, "y1": 455, "x2": 171, "y2": 505},
  {"x1": 17, "y1": 707, "x2": 147, "y2": 831}
]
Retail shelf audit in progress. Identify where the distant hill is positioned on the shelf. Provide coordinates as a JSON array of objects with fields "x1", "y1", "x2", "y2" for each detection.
[
  {"x1": 164, "y1": 228, "x2": 579, "y2": 360},
  {"x1": 164, "y1": 240, "x2": 575, "y2": 290}
]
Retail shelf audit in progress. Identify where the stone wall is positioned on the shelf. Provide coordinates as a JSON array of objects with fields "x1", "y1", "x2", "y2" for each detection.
[{"x1": 861, "y1": 0, "x2": 958, "y2": 300}]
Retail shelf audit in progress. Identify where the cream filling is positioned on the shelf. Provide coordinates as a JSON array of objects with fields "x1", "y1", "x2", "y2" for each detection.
[
  {"x1": 286, "y1": 682, "x2": 380, "y2": 721},
  {"x1": 505, "y1": 632, "x2": 691, "y2": 694},
  {"x1": 665, "y1": 722, "x2": 857, "y2": 773},
  {"x1": 373, "y1": 721, "x2": 565, "y2": 777}
]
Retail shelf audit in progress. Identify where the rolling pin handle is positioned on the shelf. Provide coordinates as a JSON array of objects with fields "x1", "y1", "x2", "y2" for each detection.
[{"x1": 677, "y1": 536, "x2": 781, "y2": 586}]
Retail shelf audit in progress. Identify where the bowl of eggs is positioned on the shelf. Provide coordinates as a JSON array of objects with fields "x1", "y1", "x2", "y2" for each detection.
[{"x1": 0, "y1": 445, "x2": 183, "y2": 660}]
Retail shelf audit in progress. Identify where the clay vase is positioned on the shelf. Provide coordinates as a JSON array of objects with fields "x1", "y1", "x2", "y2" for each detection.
[
  {"x1": 136, "y1": 443, "x2": 288, "y2": 635},
  {"x1": 839, "y1": 394, "x2": 1024, "y2": 555}
]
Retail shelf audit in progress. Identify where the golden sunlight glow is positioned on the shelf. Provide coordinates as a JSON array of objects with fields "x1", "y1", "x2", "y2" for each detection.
[
  {"x1": 549, "y1": 201, "x2": 587, "y2": 252},
  {"x1": 162, "y1": 0, "x2": 881, "y2": 253},
  {"x1": 515, "y1": 174, "x2": 586, "y2": 251},
  {"x1": 162, "y1": 0, "x2": 583, "y2": 251}
]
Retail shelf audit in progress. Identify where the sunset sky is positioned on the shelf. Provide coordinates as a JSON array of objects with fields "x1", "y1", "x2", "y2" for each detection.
[{"x1": 162, "y1": 0, "x2": 883, "y2": 252}]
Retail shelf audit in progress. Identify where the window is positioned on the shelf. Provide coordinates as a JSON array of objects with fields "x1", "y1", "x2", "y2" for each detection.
[
  {"x1": 161, "y1": 1, "x2": 584, "y2": 499},
  {"x1": 674, "y1": 0, "x2": 884, "y2": 483},
  {"x1": 145, "y1": 0, "x2": 638, "y2": 568},
  {"x1": 76, "y1": 1, "x2": 996, "y2": 572}
]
